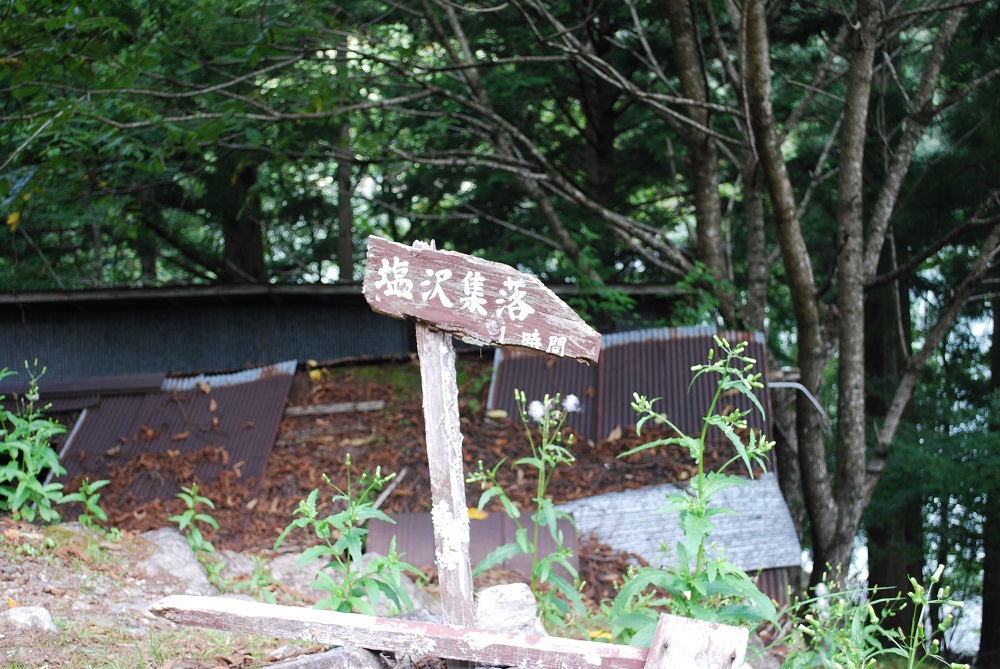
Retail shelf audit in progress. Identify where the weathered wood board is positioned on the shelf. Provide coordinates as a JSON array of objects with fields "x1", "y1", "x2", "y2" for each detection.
[
  {"x1": 363, "y1": 235, "x2": 601, "y2": 363},
  {"x1": 416, "y1": 322, "x2": 475, "y2": 628},
  {"x1": 644, "y1": 614, "x2": 749, "y2": 669},
  {"x1": 283, "y1": 400, "x2": 385, "y2": 417},
  {"x1": 150, "y1": 595, "x2": 650, "y2": 668}
]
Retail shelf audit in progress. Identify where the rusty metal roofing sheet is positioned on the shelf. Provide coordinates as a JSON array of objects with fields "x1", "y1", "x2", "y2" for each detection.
[
  {"x1": 366, "y1": 511, "x2": 578, "y2": 580},
  {"x1": 487, "y1": 327, "x2": 770, "y2": 443},
  {"x1": 53, "y1": 361, "x2": 296, "y2": 502}
]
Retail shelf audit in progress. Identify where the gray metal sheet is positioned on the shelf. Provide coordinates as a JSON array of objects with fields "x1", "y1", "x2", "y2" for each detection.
[{"x1": 557, "y1": 472, "x2": 801, "y2": 572}]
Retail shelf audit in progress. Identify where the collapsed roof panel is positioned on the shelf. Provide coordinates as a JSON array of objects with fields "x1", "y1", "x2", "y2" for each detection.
[
  {"x1": 558, "y1": 472, "x2": 801, "y2": 573},
  {"x1": 51, "y1": 361, "x2": 296, "y2": 503},
  {"x1": 488, "y1": 326, "x2": 771, "y2": 443}
]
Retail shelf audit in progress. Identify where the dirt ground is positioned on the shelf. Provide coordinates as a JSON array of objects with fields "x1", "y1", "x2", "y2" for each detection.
[
  {"x1": 80, "y1": 354, "x2": 739, "y2": 603},
  {"x1": 2, "y1": 354, "x2": 745, "y2": 668}
]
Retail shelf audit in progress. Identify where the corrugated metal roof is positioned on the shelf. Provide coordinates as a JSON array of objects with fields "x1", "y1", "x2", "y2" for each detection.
[
  {"x1": 2, "y1": 297, "x2": 409, "y2": 381},
  {"x1": 557, "y1": 472, "x2": 801, "y2": 572},
  {"x1": 52, "y1": 361, "x2": 296, "y2": 503},
  {"x1": 488, "y1": 327, "x2": 771, "y2": 443}
]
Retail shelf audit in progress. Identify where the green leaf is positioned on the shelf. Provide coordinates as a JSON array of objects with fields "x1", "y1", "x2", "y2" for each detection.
[
  {"x1": 473, "y1": 542, "x2": 526, "y2": 576},
  {"x1": 299, "y1": 544, "x2": 333, "y2": 566}
]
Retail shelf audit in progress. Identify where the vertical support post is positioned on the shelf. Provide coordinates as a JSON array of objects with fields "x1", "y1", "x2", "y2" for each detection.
[{"x1": 415, "y1": 324, "x2": 474, "y2": 624}]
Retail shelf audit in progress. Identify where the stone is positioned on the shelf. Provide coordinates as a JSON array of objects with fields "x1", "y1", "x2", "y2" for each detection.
[
  {"x1": 139, "y1": 528, "x2": 217, "y2": 596},
  {"x1": 0, "y1": 606, "x2": 58, "y2": 633},
  {"x1": 218, "y1": 549, "x2": 256, "y2": 581},
  {"x1": 268, "y1": 645, "x2": 384, "y2": 668},
  {"x1": 474, "y1": 583, "x2": 546, "y2": 636},
  {"x1": 267, "y1": 552, "x2": 328, "y2": 602}
]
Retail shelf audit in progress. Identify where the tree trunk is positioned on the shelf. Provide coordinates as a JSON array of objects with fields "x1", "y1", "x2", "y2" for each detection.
[
  {"x1": 220, "y1": 162, "x2": 267, "y2": 284},
  {"x1": 664, "y1": 0, "x2": 734, "y2": 324},
  {"x1": 827, "y1": 0, "x2": 881, "y2": 580},
  {"x1": 744, "y1": 0, "x2": 833, "y2": 581},
  {"x1": 980, "y1": 300, "x2": 1000, "y2": 668},
  {"x1": 336, "y1": 122, "x2": 355, "y2": 283}
]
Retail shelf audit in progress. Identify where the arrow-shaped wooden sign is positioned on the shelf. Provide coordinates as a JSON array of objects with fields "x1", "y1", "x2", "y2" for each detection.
[{"x1": 363, "y1": 236, "x2": 601, "y2": 363}]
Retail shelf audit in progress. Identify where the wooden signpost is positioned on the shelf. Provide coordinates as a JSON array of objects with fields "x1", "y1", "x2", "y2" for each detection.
[{"x1": 362, "y1": 236, "x2": 601, "y2": 641}]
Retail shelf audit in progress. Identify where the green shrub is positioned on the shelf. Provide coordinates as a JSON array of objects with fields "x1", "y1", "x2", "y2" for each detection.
[
  {"x1": 601, "y1": 337, "x2": 778, "y2": 644},
  {"x1": 0, "y1": 364, "x2": 68, "y2": 523},
  {"x1": 274, "y1": 456, "x2": 420, "y2": 614}
]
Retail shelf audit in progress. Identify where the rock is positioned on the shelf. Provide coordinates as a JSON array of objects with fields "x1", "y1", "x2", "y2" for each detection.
[
  {"x1": 218, "y1": 549, "x2": 255, "y2": 581},
  {"x1": 268, "y1": 646, "x2": 384, "y2": 668},
  {"x1": 139, "y1": 528, "x2": 217, "y2": 596},
  {"x1": 267, "y1": 552, "x2": 328, "y2": 602},
  {"x1": 746, "y1": 632, "x2": 782, "y2": 669},
  {"x1": 474, "y1": 583, "x2": 546, "y2": 636},
  {"x1": 269, "y1": 644, "x2": 307, "y2": 661},
  {"x1": 0, "y1": 606, "x2": 58, "y2": 633}
]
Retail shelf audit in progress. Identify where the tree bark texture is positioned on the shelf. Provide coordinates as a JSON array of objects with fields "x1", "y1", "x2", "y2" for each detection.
[
  {"x1": 664, "y1": 0, "x2": 734, "y2": 324},
  {"x1": 828, "y1": 0, "x2": 881, "y2": 579},
  {"x1": 980, "y1": 301, "x2": 1000, "y2": 668}
]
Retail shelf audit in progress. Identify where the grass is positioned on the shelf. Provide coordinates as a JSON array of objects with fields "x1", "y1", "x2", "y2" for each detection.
[{"x1": 0, "y1": 519, "x2": 296, "y2": 669}]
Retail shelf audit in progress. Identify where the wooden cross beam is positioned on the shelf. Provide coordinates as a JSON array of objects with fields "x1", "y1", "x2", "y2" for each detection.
[{"x1": 150, "y1": 595, "x2": 750, "y2": 669}]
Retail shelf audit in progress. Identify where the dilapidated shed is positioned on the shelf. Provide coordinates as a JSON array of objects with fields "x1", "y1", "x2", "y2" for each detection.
[{"x1": 487, "y1": 326, "x2": 802, "y2": 604}]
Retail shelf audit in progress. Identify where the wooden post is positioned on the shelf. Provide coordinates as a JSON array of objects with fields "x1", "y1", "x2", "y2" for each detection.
[{"x1": 415, "y1": 322, "x2": 475, "y2": 626}]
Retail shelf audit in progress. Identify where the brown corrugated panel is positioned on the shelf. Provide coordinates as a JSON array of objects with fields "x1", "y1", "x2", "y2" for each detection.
[
  {"x1": 754, "y1": 566, "x2": 796, "y2": 608},
  {"x1": 487, "y1": 327, "x2": 771, "y2": 443},
  {"x1": 53, "y1": 363, "x2": 295, "y2": 502},
  {"x1": 367, "y1": 511, "x2": 578, "y2": 581},
  {"x1": 487, "y1": 352, "x2": 598, "y2": 437}
]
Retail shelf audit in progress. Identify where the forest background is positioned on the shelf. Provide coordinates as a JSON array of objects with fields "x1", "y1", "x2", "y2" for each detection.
[{"x1": 2, "y1": 0, "x2": 999, "y2": 664}]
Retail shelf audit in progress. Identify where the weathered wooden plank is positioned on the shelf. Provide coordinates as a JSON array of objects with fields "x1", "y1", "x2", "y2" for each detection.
[
  {"x1": 415, "y1": 322, "x2": 474, "y2": 630},
  {"x1": 283, "y1": 400, "x2": 385, "y2": 417},
  {"x1": 150, "y1": 595, "x2": 650, "y2": 669},
  {"x1": 642, "y1": 614, "x2": 749, "y2": 669},
  {"x1": 363, "y1": 235, "x2": 601, "y2": 363}
]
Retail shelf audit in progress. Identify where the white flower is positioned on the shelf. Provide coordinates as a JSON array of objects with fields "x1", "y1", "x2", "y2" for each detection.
[
  {"x1": 562, "y1": 394, "x2": 581, "y2": 413},
  {"x1": 527, "y1": 400, "x2": 546, "y2": 422}
]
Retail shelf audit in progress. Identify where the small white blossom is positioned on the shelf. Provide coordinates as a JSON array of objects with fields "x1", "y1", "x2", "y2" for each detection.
[
  {"x1": 527, "y1": 400, "x2": 546, "y2": 422},
  {"x1": 562, "y1": 394, "x2": 581, "y2": 413}
]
